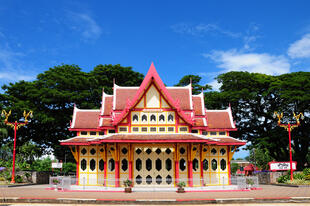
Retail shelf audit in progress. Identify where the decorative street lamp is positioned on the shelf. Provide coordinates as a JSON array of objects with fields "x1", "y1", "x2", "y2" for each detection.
[
  {"x1": 1, "y1": 110, "x2": 33, "y2": 183},
  {"x1": 273, "y1": 111, "x2": 304, "y2": 181}
]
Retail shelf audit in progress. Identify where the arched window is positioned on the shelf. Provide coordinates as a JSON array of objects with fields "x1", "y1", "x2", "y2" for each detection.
[
  {"x1": 133, "y1": 114, "x2": 138, "y2": 122},
  {"x1": 212, "y1": 159, "x2": 217, "y2": 171},
  {"x1": 168, "y1": 114, "x2": 174, "y2": 122},
  {"x1": 220, "y1": 159, "x2": 226, "y2": 171},
  {"x1": 150, "y1": 114, "x2": 156, "y2": 122},
  {"x1": 159, "y1": 114, "x2": 165, "y2": 122},
  {"x1": 142, "y1": 114, "x2": 147, "y2": 122},
  {"x1": 109, "y1": 159, "x2": 115, "y2": 171}
]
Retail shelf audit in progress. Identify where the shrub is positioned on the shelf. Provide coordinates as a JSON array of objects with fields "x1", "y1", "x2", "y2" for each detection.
[
  {"x1": 303, "y1": 168, "x2": 310, "y2": 176},
  {"x1": 294, "y1": 173, "x2": 305, "y2": 180},
  {"x1": 277, "y1": 174, "x2": 290, "y2": 183},
  {"x1": 177, "y1": 181, "x2": 186, "y2": 188},
  {"x1": 123, "y1": 179, "x2": 133, "y2": 187},
  {"x1": 15, "y1": 175, "x2": 23, "y2": 183},
  {"x1": 0, "y1": 176, "x2": 5, "y2": 181}
]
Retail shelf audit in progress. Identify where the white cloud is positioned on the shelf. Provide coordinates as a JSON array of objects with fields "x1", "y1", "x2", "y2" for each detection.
[
  {"x1": 208, "y1": 79, "x2": 222, "y2": 91},
  {"x1": 67, "y1": 12, "x2": 102, "y2": 40},
  {"x1": 288, "y1": 33, "x2": 310, "y2": 58},
  {"x1": 204, "y1": 49, "x2": 290, "y2": 75},
  {"x1": 242, "y1": 23, "x2": 261, "y2": 51},
  {"x1": 0, "y1": 46, "x2": 36, "y2": 83},
  {"x1": 171, "y1": 23, "x2": 241, "y2": 38}
]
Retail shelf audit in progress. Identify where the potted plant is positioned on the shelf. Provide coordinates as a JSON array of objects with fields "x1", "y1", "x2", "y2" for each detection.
[
  {"x1": 246, "y1": 178, "x2": 254, "y2": 189},
  {"x1": 176, "y1": 181, "x2": 186, "y2": 193},
  {"x1": 52, "y1": 179, "x2": 59, "y2": 191},
  {"x1": 123, "y1": 179, "x2": 133, "y2": 193}
]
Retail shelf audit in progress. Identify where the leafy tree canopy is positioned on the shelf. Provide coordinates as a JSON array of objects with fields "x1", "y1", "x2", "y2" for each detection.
[
  {"x1": 205, "y1": 71, "x2": 310, "y2": 170},
  {"x1": 175, "y1": 75, "x2": 212, "y2": 94},
  {"x1": 0, "y1": 64, "x2": 144, "y2": 160}
]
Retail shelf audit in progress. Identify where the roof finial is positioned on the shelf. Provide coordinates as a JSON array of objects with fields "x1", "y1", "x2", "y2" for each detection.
[
  {"x1": 113, "y1": 78, "x2": 115, "y2": 86},
  {"x1": 190, "y1": 77, "x2": 192, "y2": 85},
  {"x1": 229, "y1": 102, "x2": 231, "y2": 108}
]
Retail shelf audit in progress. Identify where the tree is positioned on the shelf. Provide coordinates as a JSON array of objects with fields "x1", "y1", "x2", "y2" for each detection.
[
  {"x1": 205, "y1": 71, "x2": 310, "y2": 170},
  {"x1": 247, "y1": 148, "x2": 273, "y2": 170},
  {"x1": 0, "y1": 64, "x2": 144, "y2": 160},
  {"x1": 231, "y1": 163, "x2": 239, "y2": 175},
  {"x1": 175, "y1": 75, "x2": 211, "y2": 94}
]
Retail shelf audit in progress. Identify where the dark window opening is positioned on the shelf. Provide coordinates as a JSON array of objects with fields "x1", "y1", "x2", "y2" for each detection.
[
  {"x1": 81, "y1": 159, "x2": 87, "y2": 171},
  {"x1": 99, "y1": 159, "x2": 104, "y2": 171},
  {"x1": 159, "y1": 114, "x2": 165, "y2": 122},
  {"x1": 90, "y1": 159, "x2": 96, "y2": 171},
  {"x1": 191, "y1": 130, "x2": 198, "y2": 133},
  {"x1": 109, "y1": 159, "x2": 115, "y2": 171},
  {"x1": 212, "y1": 159, "x2": 217, "y2": 171},
  {"x1": 203, "y1": 159, "x2": 208, "y2": 171},
  {"x1": 220, "y1": 159, "x2": 226, "y2": 171},
  {"x1": 142, "y1": 114, "x2": 147, "y2": 122},
  {"x1": 193, "y1": 158, "x2": 199, "y2": 171},
  {"x1": 180, "y1": 159, "x2": 186, "y2": 171},
  {"x1": 122, "y1": 159, "x2": 128, "y2": 171}
]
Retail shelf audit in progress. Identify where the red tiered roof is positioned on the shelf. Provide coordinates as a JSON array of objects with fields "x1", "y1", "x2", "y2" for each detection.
[
  {"x1": 66, "y1": 63, "x2": 242, "y2": 145},
  {"x1": 60, "y1": 134, "x2": 246, "y2": 145}
]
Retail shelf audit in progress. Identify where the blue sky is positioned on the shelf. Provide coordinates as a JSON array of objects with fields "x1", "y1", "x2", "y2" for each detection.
[{"x1": 1, "y1": 0, "x2": 310, "y2": 158}]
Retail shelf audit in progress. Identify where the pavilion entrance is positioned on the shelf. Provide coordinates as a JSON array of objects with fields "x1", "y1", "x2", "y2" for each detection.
[{"x1": 133, "y1": 145, "x2": 174, "y2": 187}]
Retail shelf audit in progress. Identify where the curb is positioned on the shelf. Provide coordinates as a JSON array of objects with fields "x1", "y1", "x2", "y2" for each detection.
[
  {"x1": 1, "y1": 197, "x2": 310, "y2": 204},
  {"x1": 0, "y1": 183, "x2": 38, "y2": 188},
  {"x1": 271, "y1": 183, "x2": 310, "y2": 188}
]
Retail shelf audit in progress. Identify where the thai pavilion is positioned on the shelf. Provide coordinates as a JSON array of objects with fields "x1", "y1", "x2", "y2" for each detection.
[{"x1": 60, "y1": 63, "x2": 246, "y2": 188}]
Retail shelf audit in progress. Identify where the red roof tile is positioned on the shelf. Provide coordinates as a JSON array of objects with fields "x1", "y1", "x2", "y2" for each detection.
[
  {"x1": 101, "y1": 134, "x2": 206, "y2": 141},
  {"x1": 206, "y1": 111, "x2": 233, "y2": 129},
  {"x1": 115, "y1": 88, "x2": 137, "y2": 110},
  {"x1": 193, "y1": 96, "x2": 203, "y2": 115},
  {"x1": 100, "y1": 118, "x2": 113, "y2": 127},
  {"x1": 113, "y1": 87, "x2": 192, "y2": 111},
  {"x1": 167, "y1": 88, "x2": 191, "y2": 110},
  {"x1": 72, "y1": 110, "x2": 100, "y2": 129},
  {"x1": 212, "y1": 137, "x2": 245, "y2": 144},
  {"x1": 103, "y1": 96, "x2": 113, "y2": 115},
  {"x1": 194, "y1": 118, "x2": 205, "y2": 126},
  {"x1": 61, "y1": 134, "x2": 245, "y2": 146}
]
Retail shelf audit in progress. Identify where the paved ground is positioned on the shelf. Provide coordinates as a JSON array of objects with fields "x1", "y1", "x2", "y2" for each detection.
[
  {"x1": 1, "y1": 204, "x2": 310, "y2": 206},
  {"x1": 0, "y1": 184, "x2": 309, "y2": 199},
  {"x1": 0, "y1": 184, "x2": 309, "y2": 204}
]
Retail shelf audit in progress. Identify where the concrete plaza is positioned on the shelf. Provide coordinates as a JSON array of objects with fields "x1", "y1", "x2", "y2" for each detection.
[{"x1": 0, "y1": 184, "x2": 309, "y2": 204}]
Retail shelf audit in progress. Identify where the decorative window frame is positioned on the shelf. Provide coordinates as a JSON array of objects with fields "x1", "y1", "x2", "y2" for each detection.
[
  {"x1": 118, "y1": 126, "x2": 128, "y2": 133},
  {"x1": 178, "y1": 126, "x2": 189, "y2": 133}
]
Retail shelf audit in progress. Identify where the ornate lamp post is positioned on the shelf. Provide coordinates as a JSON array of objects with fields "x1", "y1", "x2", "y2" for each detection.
[
  {"x1": 1, "y1": 110, "x2": 33, "y2": 183},
  {"x1": 273, "y1": 111, "x2": 304, "y2": 181}
]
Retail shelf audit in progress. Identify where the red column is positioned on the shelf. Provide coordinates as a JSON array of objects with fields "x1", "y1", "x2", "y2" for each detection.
[
  {"x1": 104, "y1": 161, "x2": 107, "y2": 186},
  {"x1": 104, "y1": 145, "x2": 107, "y2": 186},
  {"x1": 200, "y1": 161, "x2": 204, "y2": 186},
  {"x1": 76, "y1": 146, "x2": 79, "y2": 185},
  {"x1": 129, "y1": 144, "x2": 133, "y2": 181},
  {"x1": 288, "y1": 123, "x2": 293, "y2": 181},
  {"x1": 129, "y1": 161, "x2": 132, "y2": 181},
  {"x1": 115, "y1": 160, "x2": 120, "y2": 187},
  {"x1": 188, "y1": 161, "x2": 193, "y2": 187},
  {"x1": 200, "y1": 144, "x2": 204, "y2": 186},
  {"x1": 175, "y1": 160, "x2": 179, "y2": 184},
  {"x1": 227, "y1": 146, "x2": 231, "y2": 185},
  {"x1": 11, "y1": 122, "x2": 17, "y2": 183}
]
